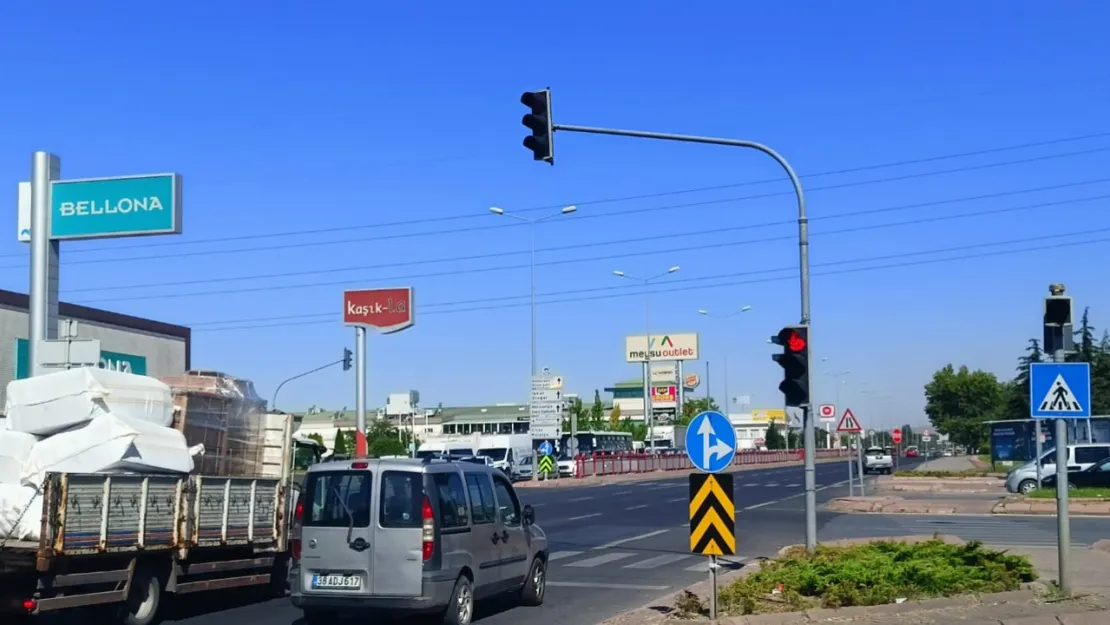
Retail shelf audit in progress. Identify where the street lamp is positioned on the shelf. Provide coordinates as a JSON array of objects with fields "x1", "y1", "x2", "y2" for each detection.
[
  {"x1": 489, "y1": 205, "x2": 577, "y2": 377},
  {"x1": 614, "y1": 266, "x2": 680, "y2": 451},
  {"x1": 697, "y1": 306, "x2": 753, "y2": 418}
]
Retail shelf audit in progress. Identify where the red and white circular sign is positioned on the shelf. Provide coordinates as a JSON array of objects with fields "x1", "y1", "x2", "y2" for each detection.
[
  {"x1": 892, "y1": 428, "x2": 903, "y2": 444},
  {"x1": 818, "y1": 404, "x2": 836, "y2": 419}
]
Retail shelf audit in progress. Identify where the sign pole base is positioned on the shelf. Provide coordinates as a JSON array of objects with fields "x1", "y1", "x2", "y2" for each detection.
[{"x1": 709, "y1": 555, "x2": 718, "y2": 620}]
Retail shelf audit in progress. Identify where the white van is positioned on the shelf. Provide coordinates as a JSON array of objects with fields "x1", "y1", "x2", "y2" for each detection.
[
  {"x1": 476, "y1": 434, "x2": 533, "y2": 475},
  {"x1": 415, "y1": 440, "x2": 477, "y2": 459}
]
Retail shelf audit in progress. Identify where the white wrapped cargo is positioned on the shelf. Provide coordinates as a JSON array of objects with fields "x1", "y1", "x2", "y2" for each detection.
[
  {"x1": 0, "y1": 483, "x2": 41, "y2": 541},
  {"x1": 4, "y1": 368, "x2": 174, "y2": 436},
  {"x1": 0, "y1": 430, "x2": 40, "y2": 484},
  {"x1": 23, "y1": 412, "x2": 195, "y2": 487}
]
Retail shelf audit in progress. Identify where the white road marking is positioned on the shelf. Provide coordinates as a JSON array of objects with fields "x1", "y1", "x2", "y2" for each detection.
[
  {"x1": 566, "y1": 552, "x2": 636, "y2": 567},
  {"x1": 667, "y1": 497, "x2": 686, "y2": 503},
  {"x1": 567, "y1": 513, "x2": 602, "y2": 521},
  {"x1": 784, "y1": 483, "x2": 801, "y2": 487},
  {"x1": 764, "y1": 483, "x2": 780, "y2": 487},
  {"x1": 548, "y1": 550, "x2": 583, "y2": 561},
  {"x1": 744, "y1": 500, "x2": 776, "y2": 510},
  {"x1": 742, "y1": 483, "x2": 759, "y2": 487},
  {"x1": 625, "y1": 504, "x2": 648, "y2": 510},
  {"x1": 592, "y1": 528, "x2": 670, "y2": 550},
  {"x1": 568, "y1": 496, "x2": 594, "y2": 502},
  {"x1": 623, "y1": 553, "x2": 692, "y2": 569},
  {"x1": 613, "y1": 490, "x2": 634, "y2": 496},
  {"x1": 548, "y1": 581, "x2": 669, "y2": 590}
]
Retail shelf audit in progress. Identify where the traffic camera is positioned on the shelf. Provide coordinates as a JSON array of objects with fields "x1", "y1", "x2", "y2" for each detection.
[
  {"x1": 521, "y1": 89, "x2": 554, "y2": 164},
  {"x1": 771, "y1": 325, "x2": 810, "y2": 408}
]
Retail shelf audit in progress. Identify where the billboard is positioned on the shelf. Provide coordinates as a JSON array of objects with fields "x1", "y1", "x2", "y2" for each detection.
[
  {"x1": 625, "y1": 333, "x2": 699, "y2": 362},
  {"x1": 648, "y1": 386, "x2": 674, "y2": 406},
  {"x1": 343, "y1": 287, "x2": 414, "y2": 333},
  {"x1": 750, "y1": 409, "x2": 786, "y2": 423},
  {"x1": 650, "y1": 363, "x2": 677, "y2": 383}
]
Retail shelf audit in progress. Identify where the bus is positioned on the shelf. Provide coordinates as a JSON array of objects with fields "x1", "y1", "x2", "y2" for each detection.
[{"x1": 559, "y1": 430, "x2": 634, "y2": 455}]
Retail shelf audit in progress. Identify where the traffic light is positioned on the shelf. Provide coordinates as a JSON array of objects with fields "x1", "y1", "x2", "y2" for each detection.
[
  {"x1": 771, "y1": 325, "x2": 810, "y2": 408},
  {"x1": 342, "y1": 348, "x2": 353, "y2": 371},
  {"x1": 521, "y1": 89, "x2": 554, "y2": 164},
  {"x1": 1043, "y1": 284, "x2": 1073, "y2": 356}
]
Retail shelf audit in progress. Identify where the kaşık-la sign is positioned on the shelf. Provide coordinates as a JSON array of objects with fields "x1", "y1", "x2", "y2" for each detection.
[
  {"x1": 50, "y1": 173, "x2": 183, "y2": 241},
  {"x1": 343, "y1": 287, "x2": 415, "y2": 333}
]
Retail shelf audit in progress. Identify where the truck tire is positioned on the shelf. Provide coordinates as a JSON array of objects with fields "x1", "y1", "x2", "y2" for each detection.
[{"x1": 121, "y1": 567, "x2": 162, "y2": 625}]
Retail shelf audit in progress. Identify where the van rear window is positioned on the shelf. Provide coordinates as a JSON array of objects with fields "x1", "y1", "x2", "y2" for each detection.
[
  {"x1": 380, "y1": 471, "x2": 424, "y2": 529},
  {"x1": 303, "y1": 471, "x2": 372, "y2": 528}
]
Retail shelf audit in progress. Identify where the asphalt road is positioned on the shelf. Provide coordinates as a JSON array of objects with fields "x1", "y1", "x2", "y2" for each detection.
[{"x1": 153, "y1": 461, "x2": 864, "y2": 625}]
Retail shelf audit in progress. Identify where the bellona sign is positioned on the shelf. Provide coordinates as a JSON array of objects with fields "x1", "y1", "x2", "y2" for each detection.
[{"x1": 50, "y1": 173, "x2": 183, "y2": 240}]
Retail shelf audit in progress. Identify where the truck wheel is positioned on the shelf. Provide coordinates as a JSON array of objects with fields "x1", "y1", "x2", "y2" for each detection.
[{"x1": 121, "y1": 567, "x2": 162, "y2": 625}]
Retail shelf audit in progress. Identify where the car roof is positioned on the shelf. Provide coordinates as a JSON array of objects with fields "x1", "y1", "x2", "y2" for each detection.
[{"x1": 304, "y1": 456, "x2": 501, "y2": 475}]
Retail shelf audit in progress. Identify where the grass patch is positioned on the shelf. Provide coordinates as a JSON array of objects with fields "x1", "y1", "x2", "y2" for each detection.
[
  {"x1": 894, "y1": 469, "x2": 990, "y2": 478},
  {"x1": 672, "y1": 539, "x2": 1035, "y2": 617},
  {"x1": 1029, "y1": 487, "x2": 1110, "y2": 499}
]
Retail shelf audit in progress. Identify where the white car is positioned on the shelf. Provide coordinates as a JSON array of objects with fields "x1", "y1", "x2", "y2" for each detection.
[
  {"x1": 863, "y1": 447, "x2": 894, "y2": 474},
  {"x1": 557, "y1": 454, "x2": 577, "y2": 478}
]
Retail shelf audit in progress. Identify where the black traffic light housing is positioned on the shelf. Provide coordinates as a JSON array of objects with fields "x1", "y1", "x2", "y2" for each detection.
[
  {"x1": 342, "y1": 348, "x2": 353, "y2": 371},
  {"x1": 1043, "y1": 285, "x2": 1073, "y2": 356},
  {"x1": 771, "y1": 325, "x2": 810, "y2": 408},
  {"x1": 521, "y1": 89, "x2": 554, "y2": 164}
]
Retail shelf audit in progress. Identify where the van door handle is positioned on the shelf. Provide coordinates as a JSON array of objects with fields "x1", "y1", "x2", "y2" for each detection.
[
  {"x1": 500, "y1": 530, "x2": 509, "y2": 542},
  {"x1": 491, "y1": 532, "x2": 501, "y2": 544}
]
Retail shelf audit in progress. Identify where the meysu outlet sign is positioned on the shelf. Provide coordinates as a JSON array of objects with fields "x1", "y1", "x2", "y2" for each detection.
[{"x1": 50, "y1": 173, "x2": 183, "y2": 240}]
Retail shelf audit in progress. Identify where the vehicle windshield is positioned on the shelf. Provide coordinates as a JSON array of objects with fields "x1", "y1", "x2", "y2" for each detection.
[{"x1": 477, "y1": 448, "x2": 508, "y2": 461}]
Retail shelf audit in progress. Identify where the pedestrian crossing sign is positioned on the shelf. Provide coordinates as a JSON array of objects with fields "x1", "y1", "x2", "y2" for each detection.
[{"x1": 1029, "y1": 362, "x2": 1091, "y2": 419}]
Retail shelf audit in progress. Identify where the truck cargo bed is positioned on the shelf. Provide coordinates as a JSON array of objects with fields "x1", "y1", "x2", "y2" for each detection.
[{"x1": 6, "y1": 471, "x2": 286, "y2": 568}]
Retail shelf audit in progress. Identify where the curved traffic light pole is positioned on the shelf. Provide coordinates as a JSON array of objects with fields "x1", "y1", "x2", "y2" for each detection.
[{"x1": 550, "y1": 123, "x2": 816, "y2": 552}]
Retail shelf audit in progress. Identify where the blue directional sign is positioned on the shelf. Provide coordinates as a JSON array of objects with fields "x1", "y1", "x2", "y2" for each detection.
[
  {"x1": 50, "y1": 173, "x2": 183, "y2": 241},
  {"x1": 1030, "y1": 362, "x2": 1091, "y2": 419},
  {"x1": 685, "y1": 410, "x2": 737, "y2": 473},
  {"x1": 538, "y1": 441, "x2": 554, "y2": 456}
]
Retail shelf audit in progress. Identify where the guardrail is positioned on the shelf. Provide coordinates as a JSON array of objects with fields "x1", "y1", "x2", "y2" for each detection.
[{"x1": 572, "y1": 448, "x2": 850, "y2": 478}]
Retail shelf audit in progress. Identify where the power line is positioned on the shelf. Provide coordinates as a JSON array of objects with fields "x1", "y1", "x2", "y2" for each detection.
[
  {"x1": 10, "y1": 146, "x2": 1110, "y2": 274},
  {"x1": 192, "y1": 232, "x2": 1110, "y2": 332},
  {"x1": 74, "y1": 193, "x2": 1110, "y2": 305},
  {"x1": 3, "y1": 133, "x2": 1107, "y2": 265},
  {"x1": 65, "y1": 178, "x2": 1110, "y2": 294}
]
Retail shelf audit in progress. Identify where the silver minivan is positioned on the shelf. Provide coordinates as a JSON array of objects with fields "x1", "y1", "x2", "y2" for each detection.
[
  {"x1": 1005, "y1": 443, "x2": 1110, "y2": 495},
  {"x1": 290, "y1": 457, "x2": 548, "y2": 625}
]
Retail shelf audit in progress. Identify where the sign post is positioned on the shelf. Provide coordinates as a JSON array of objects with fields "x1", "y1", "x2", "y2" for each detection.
[
  {"x1": 1030, "y1": 361, "x2": 1091, "y2": 594},
  {"x1": 684, "y1": 410, "x2": 737, "y2": 620},
  {"x1": 531, "y1": 373, "x2": 564, "y2": 481},
  {"x1": 343, "y1": 287, "x2": 415, "y2": 456},
  {"x1": 837, "y1": 409, "x2": 863, "y2": 495},
  {"x1": 25, "y1": 153, "x2": 184, "y2": 378}
]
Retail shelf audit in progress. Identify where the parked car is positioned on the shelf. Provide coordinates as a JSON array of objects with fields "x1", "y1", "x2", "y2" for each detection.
[
  {"x1": 513, "y1": 455, "x2": 534, "y2": 481},
  {"x1": 862, "y1": 447, "x2": 894, "y2": 474},
  {"x1": 556, "y1": 453, "x2": 576, "y2": 478},
  {"x1": 1005, "y1": 443, "x2": 1110, "y2": 495},
  {"x1": 1041, "y1": 455, "x2": 1110, "y2": 490},
  {"x1": 291, "y1": 456, "x2": 548, "y2": 625}
]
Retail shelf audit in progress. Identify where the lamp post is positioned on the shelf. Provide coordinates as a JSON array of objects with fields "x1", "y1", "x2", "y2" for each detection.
[
  {"x1": 614, "y1": 266, "x2": 680, "y2": 452},
  {"x1": 489, "y1": 205, "x2": 577, "y2": 377},
  {"x1": 697, "y1": 306, "x2": 753, "y2": 418}
]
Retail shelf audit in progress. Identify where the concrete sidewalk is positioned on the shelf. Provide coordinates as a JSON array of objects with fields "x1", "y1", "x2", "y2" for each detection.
[{"x1": 916, "y1": 455, "x2": 983, "y2": 472}]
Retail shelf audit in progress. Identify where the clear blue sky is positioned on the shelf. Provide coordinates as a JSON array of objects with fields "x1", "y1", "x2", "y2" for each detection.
[{"x1": 2, "y1": 2, "x2": 1109, "y2": 428}]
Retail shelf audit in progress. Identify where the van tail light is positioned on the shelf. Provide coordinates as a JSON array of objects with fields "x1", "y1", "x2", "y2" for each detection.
[
  {"x1": 421, "y1": 495, "x2": 435, "y2": 561},
  {"x1": 290, "y1": 497, "x2": 304, "y2": 560}
]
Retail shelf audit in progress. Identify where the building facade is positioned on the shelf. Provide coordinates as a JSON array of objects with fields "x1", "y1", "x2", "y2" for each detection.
[{"x1": 0, "y1": 289, "x2": 190, "y2": 408}]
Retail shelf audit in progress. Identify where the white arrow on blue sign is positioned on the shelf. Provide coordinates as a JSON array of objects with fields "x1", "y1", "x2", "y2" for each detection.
[
  {"x1": 538, "y1": 441, "x2": 553, "y2": 456},
  {"x1": 684, "y1": 410, "x2": 737, "y2": 473}
]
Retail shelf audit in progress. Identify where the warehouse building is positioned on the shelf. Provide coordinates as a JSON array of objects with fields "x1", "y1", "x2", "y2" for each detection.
[{"x1": 0, "y1": 289, "x2": 190, "y2": 407}]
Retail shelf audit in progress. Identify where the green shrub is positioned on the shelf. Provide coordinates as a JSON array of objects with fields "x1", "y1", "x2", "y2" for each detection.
[{"x1": 713, "y1": 539, "x2": 1035, "y2": 615}]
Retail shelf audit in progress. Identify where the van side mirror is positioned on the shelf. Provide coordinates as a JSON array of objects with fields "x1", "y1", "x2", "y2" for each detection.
[{"x1": 522, "y1": 504, "x2": 535, "y2": 525}]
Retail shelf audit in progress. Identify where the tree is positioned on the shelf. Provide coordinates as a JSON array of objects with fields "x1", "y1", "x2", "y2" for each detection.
[
  {"x1": 924, "y1": 365, "x2": 1004, "y2": 452},
  {"x1": 616, "y1": 417, "x2": 646, "y2": 441},
  {"x1": 366, "y1": 420, "x2": 408, "y2": 457},
  {"x1": 589, "y1": 390, "x2": 605, "y2": 429},
  {"x1": 332, "y1": 429, "x2": 353, "y2": 456},
  {"x1": 608, "y1": 404, "x2": 622, "y2": 430},
  {"x1": 764, "y1": 421, "x2": 786, "y2": 449},
  {"x1": 678, "y1": 397, "x2": 720, "y2": 424}
]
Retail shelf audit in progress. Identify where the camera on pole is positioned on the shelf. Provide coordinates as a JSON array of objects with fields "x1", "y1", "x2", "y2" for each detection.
[
  {"x1": 521, "y1": 89, "x2": 554, "y2": 164},
  {"x1": 1043, "y1": 283, "x2": 1073, "y2": 357},
  {"x1": 342, "y1": 348, "x2": 353, "y2": 371},
  {"x1": 771, "y1": 325, "x2": 810, "y2": 407}
]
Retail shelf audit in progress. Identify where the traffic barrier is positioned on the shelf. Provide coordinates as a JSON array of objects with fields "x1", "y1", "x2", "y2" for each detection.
[{"x1": 572, "y1": 447, "x2": 851, "y2": 478}]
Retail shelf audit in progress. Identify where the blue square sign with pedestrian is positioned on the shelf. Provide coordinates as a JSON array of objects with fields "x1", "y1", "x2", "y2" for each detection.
[{"x1": 1029, "y1": 362, "x2": 1091, "y2": 419}]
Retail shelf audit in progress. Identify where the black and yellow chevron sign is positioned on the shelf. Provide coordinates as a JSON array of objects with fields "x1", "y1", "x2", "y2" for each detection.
[
  {"x1": 688, "y1": 473, "x2": 735, "y2": 556},
  {"x1": 537, "y1": 454, "x2": 555, "y2": 474}
]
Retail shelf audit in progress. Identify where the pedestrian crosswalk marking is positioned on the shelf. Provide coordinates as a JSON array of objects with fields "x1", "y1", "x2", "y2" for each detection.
[
  {"x1": 622, "y1": 553, "x2": 691, "y2": 569},
  {"x1": 565, "y1": 552, "x2": 636, "y2": 567},
  {"x1": 684, "y1": 556, "x2": 748, "y2": 572},
  {"x1": 1038, "y1": 374, "x2": 1084, "y2": 412},
  {"x1": 549, "y1": 550, "x2": 583, "y2": 561}
]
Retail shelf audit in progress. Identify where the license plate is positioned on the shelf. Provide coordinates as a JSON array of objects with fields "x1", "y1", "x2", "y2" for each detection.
[{"x1": 311, "y1": 574, "x2": 362, "y2": 589}]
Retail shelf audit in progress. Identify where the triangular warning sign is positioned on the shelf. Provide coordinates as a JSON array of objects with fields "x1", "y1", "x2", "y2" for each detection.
[
  {"x1": 836, "y1": 408, "x2": 862, "y2": 433},
  {"x1": 1038, "y1": 374, "x2": 1084, "y2": 413}
]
